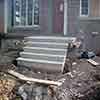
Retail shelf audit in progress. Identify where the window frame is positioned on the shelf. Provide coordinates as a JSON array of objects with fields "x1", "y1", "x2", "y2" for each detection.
[
  {"x1": 80, "y1": 0, "x2": 89, "y2": 16},
  {"x1": 13, "y1": 0, "x2": 39, "y2": 27}
]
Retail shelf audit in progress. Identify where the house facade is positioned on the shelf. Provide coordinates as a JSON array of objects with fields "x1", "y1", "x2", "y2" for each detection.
[{"x1": 0, "y1": 0, "x2": 100, "y2": 37}]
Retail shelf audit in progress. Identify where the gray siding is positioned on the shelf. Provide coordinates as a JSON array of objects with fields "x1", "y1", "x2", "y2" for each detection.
[
  {"x1": 84, "y1": 32, "x2": 100, "y2": 54},
  {"x1": 0, "y1": 0, "x2": 4, "y2": 32},
  {"x1": 80, "y1": 19, "x2": 100, "y2": 54},
  {"x1": 67, "y1": 0, "x2": 80, "y2": 34},
  {"x1": 80, "y1": 19, "x2": 100, "y2": 32},
  {"x1": 7, "y1": 0, "x2": 13, "y2": 32}
]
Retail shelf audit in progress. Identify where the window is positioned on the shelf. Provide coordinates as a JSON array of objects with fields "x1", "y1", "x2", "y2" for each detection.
[
  {"x1": 14, "y1": 0, "x2": 39, "y2": 26},
  {"x1": 80, "y1": 0, "x2": 88, "y2": 16}
]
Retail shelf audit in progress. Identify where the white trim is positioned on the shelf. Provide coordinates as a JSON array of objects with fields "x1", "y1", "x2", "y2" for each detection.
[
  {"x1": 24, "y1": 47, "x2": 66, "y2": 51},
  {"x1": 26, "y1": 0, "x2": 28, "y2": 25},
  {"x1": 4, "y1": 0, "x2": 8, "y2": 33},
  {"x1": 20, "y1": 0, "x2": 21, "y2": 25},
  {"x1": 32, "y1": 0, "x2": 35, "y2": 25},
  {"x1": 13, "y1": 25, "x2": 40, "y2": 28},
  {"x1": 64, "y1": 0, "x2": 68, "y2": 35},
  {"x1": 20, "y1": 52, "x2": 64, "y2": 57},
  {"x1": 88, "y1": 0, "x2": 90, "y2": 16},
  {"x1": 80, "y1": 0, "x2": 89, "y2": 16},
  {"x1": 99, "y1": 0, "x2": 100, "y2": 16},
  {"x1": 25, "y1": 42, "x2": 67, "y2": 45},
  {"x1": 14, "y1": 0, "x2": 16, "y2": 25},
  {"x1": 17, "y1": 57, "x2": 63, "y2": 64},
  {"x1": 26, "y1": 36, "x2": 76, "y2": 40},
  {"x1": 80, "y1": 0, "x2": 82, "y2": 16}
]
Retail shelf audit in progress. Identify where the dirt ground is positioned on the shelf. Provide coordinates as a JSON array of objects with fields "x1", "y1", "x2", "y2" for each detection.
[{"x1": 0, "y1": 49, "x2": 100, "y2": 100}]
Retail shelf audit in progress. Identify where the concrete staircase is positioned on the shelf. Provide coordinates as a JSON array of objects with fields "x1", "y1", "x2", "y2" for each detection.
[{"x1": 17, "y1": 36, "x2": 76, "y2": 74}]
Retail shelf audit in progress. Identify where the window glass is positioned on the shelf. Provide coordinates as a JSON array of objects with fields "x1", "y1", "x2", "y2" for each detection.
[
  {"x1": 14, "y1": 0, "x2": 39, "y2": 26},
  {"x1": 80, "y1": 0, "x2": 88, "y2": 16},
  {"x1": 15, "y1": 0, "x2": 20, "y2": 25},
  {"x1": 28, "y1": 0, "x2": 33, "y2": 25},
  {"x1": 34, "y1": 0, "x2": 39, "y2": 25},
  {"x1": 21, "y1": 0, "x2": 26, "y2": 25}
]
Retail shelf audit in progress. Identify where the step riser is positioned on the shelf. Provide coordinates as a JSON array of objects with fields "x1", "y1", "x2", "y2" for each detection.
[
  {"x1": 17, "y1": 36, "x2": 71, "y2": 73},
  {"x1": 17, "y1": 60, "x2": 63, "y2": 73},
  {"x1": 25, "y1": 38, "x2": 73, "y2": 43},
  {"x1": 20, "y1": 53, "x2": 64, "y2": 62},
  {"x1": 25, "y1": 43, "x2": 67, "y2": 49},
  {"x1": 24, "y1": 49, "x2": 66, "y2": 55}
]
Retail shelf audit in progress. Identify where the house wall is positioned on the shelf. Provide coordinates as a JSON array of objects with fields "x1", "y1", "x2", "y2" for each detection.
[
  {"x1": 0, "y1": 0, "x2": 4, "y2": 32},
  {"x1": 2, "y1": 0, "x2": 100, "y2": 52},
  {"x1": 79, "y1": 18, "x2": 100, "y2": 54},
  {"x1": 67, "y1": 0, "x2": 80, "y2": 35},
  {"x1": 67, "y1": 0, "x2": 100, "y2": 35},
  {"x1": 7, "y1": 0, "x2": 54, "y2": 36},
  {"x1": 52, "y1": 0, "x2": 64, "y2": 34},
  {"x1": 4, "y1": 0, "x2": 100, "y2": 37},
  {"x1": 89, "y1": 0, "x2": 99, "y2": 17},
  {"x1": 7, "y1": 0, "x2": 81, "y2": 36},
  {"x1": 1, "y1": 0, "x2": 54, "y2": 49},
  {"x1": 79, "y1": 0, "x2": 100, "y2": 54},
  {"x1": 84, "y1": 31, "x2": 100, "y2": 55},
  {"x1": 7, "y1": 0, "x2": 13, "y2": 32}
]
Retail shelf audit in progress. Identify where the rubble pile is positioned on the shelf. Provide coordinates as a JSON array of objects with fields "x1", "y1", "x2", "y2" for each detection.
[
  {"x1": 0, "y1": 72, "x2": 18, "y2": 100},
  {"x1": 59, "y1": 59, "x2": 100, "y2": 100},
  {"x1": 0, "y1": 42, "x2": 100, "y2": 100},
  {"x1": 0, "y1": 59, "x2": 100, "y2": 100}
]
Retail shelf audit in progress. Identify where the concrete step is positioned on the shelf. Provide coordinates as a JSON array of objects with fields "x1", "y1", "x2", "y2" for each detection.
[
  {"x1": 25, "y1": 36, "x2": 76, "y2": 43},
  {"x1": 16, "y1": 36, "x2": 72, "y2": 73},
  {"x1": 17, "y1": 57, "x2": 64, "y2": 73},
  {"x1": 24, "y1": 42, "x2": 68, "y2": 49},
  {"x1": 24, "y1": 47, "x2": 66, "y2": 55},
  {"x1": 20, "y1": 52, "x2": 64, "y2": 62}
]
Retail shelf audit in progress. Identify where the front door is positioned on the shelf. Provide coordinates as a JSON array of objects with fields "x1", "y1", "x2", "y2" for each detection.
[{"x1": 53, "y1": 0, "x2": 64, "y2": 33}]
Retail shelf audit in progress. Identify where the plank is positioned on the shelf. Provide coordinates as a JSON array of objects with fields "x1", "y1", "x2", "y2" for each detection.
[
  {"x1": 8, "y1": 70, "x2": 62, "y2": 86},
  {"x1": 87, "y1": 59, "x2": 99, "y2": 66}
]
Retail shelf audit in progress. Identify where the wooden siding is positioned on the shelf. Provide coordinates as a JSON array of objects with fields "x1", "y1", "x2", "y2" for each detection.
[
  {"x1": 89, "y1": 0, "x2": 99, "y2": 17},
  {"x1": 52, "y1": 0, "x2": 64, "y2": 33},
  {"x1": 0, "y1": 0, "x2": 4, "y2": 32},
  {"x1": 39, "y1": 0, "x2": 49, "y2": 33},
  {"x1": 8, "y1": 0, "x2": 53, "y2": 36},
  {"x1": 67, "y1": 0, "x2": 80, "y2": 34}
]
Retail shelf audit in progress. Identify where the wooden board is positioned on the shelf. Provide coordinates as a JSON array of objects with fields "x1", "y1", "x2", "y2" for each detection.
[{"x1": 8, "y1": 70, "x2": 62, "y2": 86}]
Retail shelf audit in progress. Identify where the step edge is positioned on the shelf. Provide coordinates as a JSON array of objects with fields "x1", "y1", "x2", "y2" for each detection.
[
  {"x1": 25, "y1": 42, "x2": 68, "y2": 46},
  {"x1": 20, "y1": 52, "x2": 65, "y2": 57},
  {"x1": 24, "y1": 47, "x2": 66, "y2": 51},
  {"x1": 25, "y1": 36, "x2": 76, "y2": 40},
  {"x1": 17, "y1": 57, "x2": 63, "y2": 64}
]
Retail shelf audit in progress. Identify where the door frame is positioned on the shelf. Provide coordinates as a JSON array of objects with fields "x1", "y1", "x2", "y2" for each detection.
[
  {"x1": 63, "y1": 0, "x2": 68, "y2": 35},
  {"x1": 4, "y1": 0, "x2": 8, "y2": 33}
]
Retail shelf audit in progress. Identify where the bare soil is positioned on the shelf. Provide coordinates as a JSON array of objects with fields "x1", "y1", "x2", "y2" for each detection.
[{"x1": 0, "y1": 49, "x2": 100, "y2": 100}]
